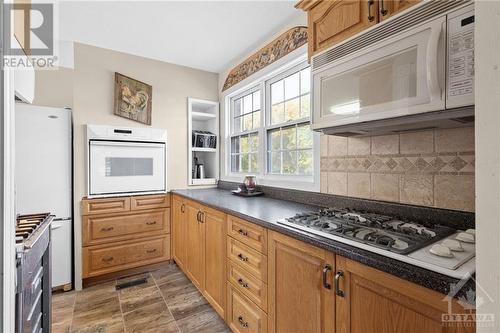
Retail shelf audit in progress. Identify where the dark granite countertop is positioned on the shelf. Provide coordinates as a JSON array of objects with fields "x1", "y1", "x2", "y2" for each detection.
[{"x1": 172, "y1": 188, "x2": 475, "y2": 298}]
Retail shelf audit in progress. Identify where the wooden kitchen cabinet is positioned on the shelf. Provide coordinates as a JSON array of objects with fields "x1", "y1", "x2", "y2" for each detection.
[
  {"x1": 185, "y1": 201, "x2": 205, "y2": 290},
  {"x1": 204, "y1": 206, "x2": 227, "y2": 317},
  {"x1": 335, "y1": 255, "x2": 475, "y2": 333},
  {"x1": 171, "y1": 194, "x2": 227, "y2": 318},
  {"x1": 172, "y1": 195, "x2": 188, "y2": 269},
  {"x1": 379, "y1": 0, "x2": 421, "y2": 21},
  {"x1": 268, "y1": 231, "x2": 336, "y2": 333},
  {"x1": 297, "y1": 0, "x2": 378, "y2": 58}
]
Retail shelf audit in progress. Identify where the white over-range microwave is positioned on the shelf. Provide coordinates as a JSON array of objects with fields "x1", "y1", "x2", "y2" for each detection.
[
  {"x1": 312, "y1": 1, "x2": 474, "y2": 136},
  {"x1": 86, "y1": 124, "x2": 167, "y2": 198}
]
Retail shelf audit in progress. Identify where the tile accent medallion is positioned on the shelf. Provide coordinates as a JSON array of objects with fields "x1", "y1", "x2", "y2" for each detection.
[{"x1": 320, "y1": 128, "x2": 475, "y2": 212}]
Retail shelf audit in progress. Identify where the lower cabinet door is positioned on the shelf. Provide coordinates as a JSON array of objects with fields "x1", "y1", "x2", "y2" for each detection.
[
  {"x1": 172, "y1": 196, "x2": 187, "y2": 268},
  {"x1": 335, "y1": 256, "x2": 475, "y2": 333},
  {"x1": 203, "y1": 207, "x2": 226, "y2": 318},
  {"x1": 186, "y1": 202, "x2": 205, "y2": 290},
  {"x1": 227, "y1": 283, "x2": 267, "y2": 333},
  {"x1": 268, "y1": 231, "x2": 335, "y2": 333}
]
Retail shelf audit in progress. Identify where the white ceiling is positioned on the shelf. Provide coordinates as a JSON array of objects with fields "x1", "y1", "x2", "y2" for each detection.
[{"x1": 59, "y1": 1, "x2": 305, "y2": 73}]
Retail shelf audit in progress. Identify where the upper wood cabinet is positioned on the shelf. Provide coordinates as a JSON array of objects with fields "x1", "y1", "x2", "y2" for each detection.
[
  {"x1": 379, "y1": 0, "x2": 421, "y2": 21},
  {"x1": 297, "y1": 0, "x2": 378, "y2": 58},
  {"x1": 296, "y1": 0, "x2": 421, "y2": 58},
  {"x1": 335, "y1": 256, "x2": 475, "y2": 333},
  {"x1": 268, "y1": 231, "x2": 336, "y2": 333}
]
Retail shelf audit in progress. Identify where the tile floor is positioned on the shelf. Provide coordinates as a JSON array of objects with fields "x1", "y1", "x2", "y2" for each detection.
[{"x1": 52, "y1": 263, "x2": 230, "y2": 333}]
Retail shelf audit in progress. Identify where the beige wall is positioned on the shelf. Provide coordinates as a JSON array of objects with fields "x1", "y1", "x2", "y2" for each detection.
[
  {"x1": 320, "y1": 128, "x2": 475, "y2": 212},
  {"x1": 33, "y1": 67, "x2": 74, "y2": 109},
  {"x1": 35, "y1": 43, "x2": 219, "y2": 289}
]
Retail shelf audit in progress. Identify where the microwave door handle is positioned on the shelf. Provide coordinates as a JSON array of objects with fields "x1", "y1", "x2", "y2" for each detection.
[{"x1": 426, "y1": 21, "x2": 443, "y2": 102}]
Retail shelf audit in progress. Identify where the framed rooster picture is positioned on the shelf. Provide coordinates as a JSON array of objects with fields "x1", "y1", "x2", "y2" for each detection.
[{"x1": 114, "y1": 72, "x2": 152, "y2": 125}]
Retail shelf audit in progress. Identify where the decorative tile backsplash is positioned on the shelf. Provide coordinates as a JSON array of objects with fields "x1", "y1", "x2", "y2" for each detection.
[{"x1": 320, "y1": 127, "x2": 475, "y2": 212}]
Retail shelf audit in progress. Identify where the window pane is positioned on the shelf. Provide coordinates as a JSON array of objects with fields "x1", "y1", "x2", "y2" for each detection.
[
  {"x1": 250, "y1": 134, "x2": 259, "y2": 152},
  {"x1": 297, "y1": 124, "x2": 313, "y2": 149},
  {"x1": 231, "y1": 137, "x2": 240, "y2": 153},
  {"x1": 243, "y1": 94, "x2": 253, "y2": 114},
  {"x1": 282, "y1": 126, "x2": 296, "y2": 150},
  {"x1": 298, "y1": 150, "x2": 313, "y2": 175},
  {"x1": 269, "y1": 152, "x2": 281, "y2": 174},
  {"x1": 253, "y1": 110, "x2": 261, "y2": 129},
  {"x1": 268, "y1": 129, "x2": 281, "y2": 151},
  {"x1": 250, "y1": 153, "x2": 258, "y2": 172},
  {"x1": 240, "y1": 136, "x2": 249, "y2": 153},
  {"x1": 231, "y1": 155, "x2": 240, "y2": 172},
  {"x1": 285, "y1": 97, "x2": 300, "y2": 121},
  {"x1": 243, "y1": 114, "x2": 252, "y2": 131},
  {"x1": 300, "y1": 94, "x2": 310, "y2": 118},
  {"x1": 300, "y1": 67, "x2": 311, "y2": 94},
  {"x1": 234, "y1": 98, "x2": 242, "y2": 117},
  {"x1": 253, "y1": 91, "x2": 261, "y2": 111},
  {"x1": 241, "y1": 154, "x2": 249, "y2": 171},
  {"x1": 282, "y1": 151, "x2": 297, "y2": 174},
  {"x1": 233, "y1": 116, "x2": 242, "y2": 133},
  {"x1": 284, "y1": 73, "x2": 300, "y2": 100},
  {"x1": 271, "y1": 103, "x2": 284, "y2": 124},
  {"x1": 271, "y1": 80, "x2": 284, "y2": 104}
]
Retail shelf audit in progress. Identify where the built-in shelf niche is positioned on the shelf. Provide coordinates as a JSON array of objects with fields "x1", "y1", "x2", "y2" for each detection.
[{"x1": 188, "y1": 97, "x2": 219, "y2": 186}]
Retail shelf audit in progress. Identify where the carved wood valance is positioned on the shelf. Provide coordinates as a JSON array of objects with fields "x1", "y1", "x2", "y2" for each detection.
[{"x1": 222, "y1": 26, "x2": 308, "y2": 91}]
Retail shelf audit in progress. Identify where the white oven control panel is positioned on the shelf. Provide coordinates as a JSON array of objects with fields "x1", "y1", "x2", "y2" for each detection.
[{"x1": 447, "y1": 4, "x2": 474, "y2": 109}]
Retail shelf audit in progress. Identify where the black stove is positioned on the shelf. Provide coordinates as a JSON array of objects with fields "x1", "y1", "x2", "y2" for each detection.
[{"x1": 279, "y1": 208, "x2": 454, "y2": 254}]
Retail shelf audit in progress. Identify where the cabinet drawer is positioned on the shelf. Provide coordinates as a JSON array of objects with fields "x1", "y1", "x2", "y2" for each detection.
[
  {"x1": 131, "y1": 194, "x2": 170, "y2": 211},
  {"x1": 227, "y1": 283, "x2": 267, "y2": 333},
  {"x1": 228, "y1": 216, "x2": 267, "y2": 253},
  {"x1": 83, "y1": 235, "x2": 170, "y2": 278},
  {"x1": 228, "y1": 260, "x2": 267, "y2": 312},
  {"x1": 228, "y1": 237, "x2": 267, "y2": 281},
  {"x1": 83, "y1": 209, "x2": 170, "y2": 246},
  {"x1": 82, "y1": 197, "x2": 131, "y2": 215}
]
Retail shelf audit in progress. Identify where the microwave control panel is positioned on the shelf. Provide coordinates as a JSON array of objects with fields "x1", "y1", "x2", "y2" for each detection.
[{"x1": 447, "y1": 5, "x2": 474, "y2": 108}]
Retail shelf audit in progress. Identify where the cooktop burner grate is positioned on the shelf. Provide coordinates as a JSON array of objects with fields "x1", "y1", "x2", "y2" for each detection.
[{"x1": 279, "y1": 208, "x2": 454, "y2": 254}]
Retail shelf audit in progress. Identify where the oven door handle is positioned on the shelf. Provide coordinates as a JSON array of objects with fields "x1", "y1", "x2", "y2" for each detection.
[{"x1": 426, "y1": 19, "x2": 444, "y2": 102}]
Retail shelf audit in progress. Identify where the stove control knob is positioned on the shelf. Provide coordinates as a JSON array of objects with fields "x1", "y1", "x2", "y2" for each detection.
[
  {"x1": 456, "y1": 232, "x2": 475, "y2": 243},
  {"x1": 430, "y1": 244, "x2": 454, "y2": 258},
  {"x1": 465, "y1": 229, "x2": 475, "y2": 235},
  {"x1": 442, "y1": 239, "x2": 464, "y2": 252}
]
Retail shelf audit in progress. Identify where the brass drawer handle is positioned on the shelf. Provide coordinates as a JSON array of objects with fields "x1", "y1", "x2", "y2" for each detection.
[
  {"x1": 238, "y1": 316, "x2": 249, "y2": 328},
  {"x1": 237, "y1": 253, "x2": 249, "y2": 262},
  {"x1": 102, "y1": 256, "x2": 114, "y2": 262},
  {"x1": 238, "y1": 229, "x2": 248, "y2": 236},
  {"x1": 237, "y1": 278, "x2": 249, "y2": 288},
  {"x1": 146, "y1": 221, "x2": 157, "y2": 225},
  {"x1": 146, "y1": 249, "x2": 157, "y2": 254},
  {"x1": 101, "y1": 226, "x2": 114, "y2": 232}
]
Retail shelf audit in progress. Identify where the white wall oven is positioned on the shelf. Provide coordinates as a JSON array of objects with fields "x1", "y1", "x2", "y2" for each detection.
[
  {"x1": 87, "y1": 125, "x2": 167, "y2": 198},
  {"x1": 311, "y1": 2, "x2": 474, "y2": 135}
]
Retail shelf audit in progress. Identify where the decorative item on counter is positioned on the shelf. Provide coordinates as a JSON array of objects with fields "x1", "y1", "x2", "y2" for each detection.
[
  {"x1": 244, "y1": 175, "x2": 256, "y2": 193},
  {"x1": 114, "y1": 72, "x2": 152, "y2": 125},
  {"x1": 231, "y1": 176, "x2": 263, "y2": 197}
]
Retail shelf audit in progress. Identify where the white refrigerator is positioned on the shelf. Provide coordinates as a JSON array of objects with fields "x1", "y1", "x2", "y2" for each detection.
[{"x1": 15, "y1": 104, "x2": 73, "y2": 289}]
